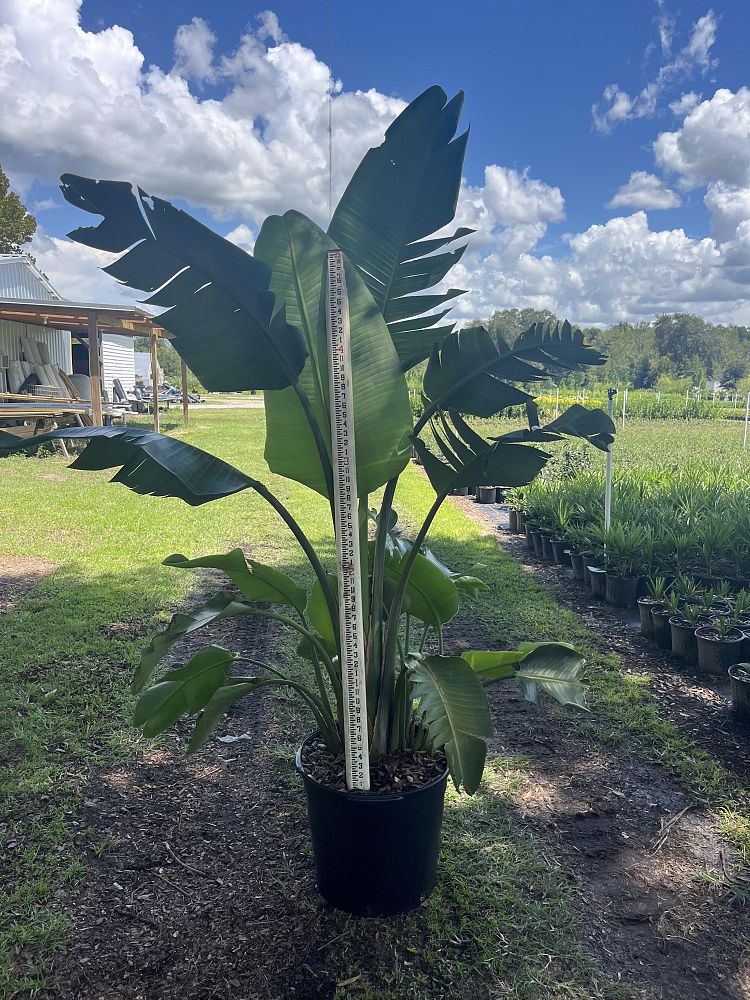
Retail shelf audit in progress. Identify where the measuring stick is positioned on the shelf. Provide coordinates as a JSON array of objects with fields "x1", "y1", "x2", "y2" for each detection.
[{"x1": 326, "y1": 250, "x2": 370, "y2": 791}]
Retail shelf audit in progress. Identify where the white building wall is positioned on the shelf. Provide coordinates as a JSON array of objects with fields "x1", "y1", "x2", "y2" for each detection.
[{"x1": 101, "y1": 333, "x2": 136, "y2": 396}]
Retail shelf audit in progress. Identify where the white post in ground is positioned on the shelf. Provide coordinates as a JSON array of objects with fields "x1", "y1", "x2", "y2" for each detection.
[
  {"x1": 555, "y1": 385, "x2": 559, "y2": 418},
  {"x1": 605, "y1": 388, "x2": 616, "y2": 530},
  {"x1": 744, "y1": 392, "x2": 750, "y2": 449},
  {"x1": 685, "y1": 387, "x2": 690, "y2": 409},
  {"x1": 621, "y1": 386, "x2": 628, "y2": 430}
]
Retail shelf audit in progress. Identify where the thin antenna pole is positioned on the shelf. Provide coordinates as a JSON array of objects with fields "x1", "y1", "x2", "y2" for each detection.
[
  {"x1": 327, "y1": 0, "x2": 333, "y2": 222},
  {"x1": 605, "y1": 388, "x2": 616, "y2": 530}
]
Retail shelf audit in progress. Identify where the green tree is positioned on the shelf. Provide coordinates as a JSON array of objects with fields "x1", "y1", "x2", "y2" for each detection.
[{"x1": 0, "y1": 165, "x2": 36, "y2": 253}]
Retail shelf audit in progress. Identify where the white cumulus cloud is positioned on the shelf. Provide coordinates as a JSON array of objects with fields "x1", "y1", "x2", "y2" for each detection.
[
  {"x1": 3, "y1": 2, "x2": 750, "y2": 330},
  {"x1": 607, "y1": 171, "x2": 680, "y2": 210},
  {"x1": 173, "y1": 16, "x2": 217, "y2": 84}
]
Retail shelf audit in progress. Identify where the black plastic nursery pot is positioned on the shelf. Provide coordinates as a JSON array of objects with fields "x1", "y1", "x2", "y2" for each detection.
[
  {"x1": 695, "y1": 626, "x2": 745, "y2": 675},
  {"x1": 605, "y1": 572, "x2": 639, "y2": 609},
  {"x1": 541, "y1": 534, "x2": 555, "y2": 562},
  {"x1": 508, "y1": 508, "x2": 519, "y2": 532},
  {"x1": 296, "y1": 737, "x2": 449, "y2": 917},
  {"x1": 638, "y1": 598, "x2": 660, "y2": 638},
  {"x1": 532, "y1": 531, "x2": 544, "y2": 557},
  {"x1": 476, "y1": 486, "x2": 497, "y2": 503},
  {"x1": 550, "y1": 538, "x2": 569, "y2": 565},
  {"x1": 516, "y1": 511, "x2": 526, "y2": 533},
  {"x1": 728, "y1": 664, "x2": 750, "y2": 722},
  {"x1": 669, "y1": 617, "x2": 699, "y2": 665},
  {"x1": 569, "y1": 551, "x2": 585, "y2": 581},
  {"x1": 450, "y1": 486, "x2": 469, "y2": 496},
  {"x1": 651, "y1": 607, "x2": 673, "y2": 651},
  {"x1": 588, "y1": 566, "x2": 607, "y2": 599}
]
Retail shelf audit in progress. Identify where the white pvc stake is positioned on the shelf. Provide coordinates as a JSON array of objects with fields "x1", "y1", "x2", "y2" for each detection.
[
  {"x1": 744, "y1": 392, "x2": 750, "y2": 450},
  {"x1": 621, "y1": 387, "x2": 628, "y2": 429},
  {"x1": 605, "y1": 389, "x2": 615, "y2": 530},
  {"x1": 326, "y1": 250, "x2": 370, "y2": 791}
]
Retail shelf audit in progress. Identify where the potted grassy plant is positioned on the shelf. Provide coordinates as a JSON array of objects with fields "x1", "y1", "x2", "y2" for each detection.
[
  {"x1": 669, "y1": 601, "x2": 703, "y2": 666},
  {"x1": 695, "y1": 616, "x2": 745, "y2": 675},
  {"x1": 652, "y1": 590, "x2": 681, "y2": 651},
  {"x1": 0, "y1": 86, "x2": 614, "y2": 916},
  {"x1": 600, "y1": 522, "x2": 648, "y2": 609},
  {"x1": 638, "y1": 576, "x2": 668, "y2": 638}
]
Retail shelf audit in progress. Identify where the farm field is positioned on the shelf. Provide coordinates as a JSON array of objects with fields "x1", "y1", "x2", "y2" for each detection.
[
  {"x1": 472, "y1": 416, "x2": 750, "y2": 472},
  {"x1": 1, "y1": 408, "x2": 749, "y2": 999}
]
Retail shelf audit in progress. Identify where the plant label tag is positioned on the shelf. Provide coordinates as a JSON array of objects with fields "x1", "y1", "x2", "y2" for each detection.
[{"x1": 326, "y1": 249, "x2": 370, "y2": 791}]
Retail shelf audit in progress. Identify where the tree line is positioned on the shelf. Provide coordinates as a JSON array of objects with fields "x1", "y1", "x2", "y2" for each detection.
[{"x1": 479, "y1": 308, "x2": 750, "y2": 392}]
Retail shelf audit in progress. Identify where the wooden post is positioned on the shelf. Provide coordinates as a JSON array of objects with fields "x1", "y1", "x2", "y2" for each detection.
[
  {"x1": 150, "y1": 333, "x2": 160, "y2": 433},
  {"x1": 88, "y1": 312, "x2": 103, "y2": 427},
  {"x1": 181, "y1": 358, "x2": 189, "y2": 428}
]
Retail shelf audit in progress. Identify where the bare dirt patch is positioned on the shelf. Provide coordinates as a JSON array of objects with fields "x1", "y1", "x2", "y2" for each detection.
[{"x1": 0, "y1": 554, "x2": 54, "y2": 612}]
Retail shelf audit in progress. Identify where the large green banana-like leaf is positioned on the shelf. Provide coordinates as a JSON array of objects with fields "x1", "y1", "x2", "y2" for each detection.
[
  {"x1": 462, "y1": 642, "x2": 587, "y2": 709},
  {"x1": 511, "y1": 320, "x2": 607, "y2": 373},
  {"x1": 494, "y1": 404, "x2": 616, "y2": 453},
  {"x1": 60, "y1": 174, "x2": 306, "y2": 391},
  {"x1": 328, "y1": 86, "x2": 472, "y2": 369},
  {"x1": 423, "y1": 326, "x2": 534, "y2": 419},
  {"x1": 135, "y1": 592, "x2": 253, "y2": 692},
  {"x1": 163, "y1": 549, "x2": 307, "y2": 614},
  {"x1": 374, "y1": 542, "x2": 460, "y2": 627},
  {"x1": 421, "y1": 322, "x2": 609, "y2": 424},
  {"x1": 408, "y1": 654, "x2": 493, "y2": 793},
  {"x1": 133, "y1": 645, "x2": 237, "y2": 737},
  {"x1": 188, "y1": 680, "x2": 260, "y2": 752},
  {"x1": 0, "y1": 426, "x2": 255, "y2": 505},
  {"x1": 255, "y1": 211, "x2": 413, "y2": 496},
  {"x1": 413, "y1": 423, "x2": 549, "y2": 495},
  {"x1": 514, "y1": 643, "x2": 587, "y2": 709}
]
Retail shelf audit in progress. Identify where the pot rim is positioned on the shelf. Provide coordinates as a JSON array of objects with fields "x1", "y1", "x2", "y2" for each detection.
[
  {"x1": 295, "y1": 733, "x2": 450, "y2": 803},
  {"x1": 694, "y1": 626, "x2": 744, "y2": 642},
  {"x1": 728, "y1": 663, "x2": 750, "y2": 682}
]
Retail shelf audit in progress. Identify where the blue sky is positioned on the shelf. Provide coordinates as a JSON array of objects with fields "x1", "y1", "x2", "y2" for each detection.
[{"x1": 2, "y1": 0, "x2": 750, "y2": 325}]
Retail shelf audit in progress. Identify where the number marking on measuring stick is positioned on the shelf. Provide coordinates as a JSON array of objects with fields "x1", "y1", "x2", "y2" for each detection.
[{"x1": 326, "y1": 250, "x2": 370, "y2": 791}]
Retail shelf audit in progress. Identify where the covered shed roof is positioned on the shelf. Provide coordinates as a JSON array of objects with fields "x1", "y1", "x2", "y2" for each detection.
[{"x1": 0, "y1": 254, "x2": 166, "y2": 338}]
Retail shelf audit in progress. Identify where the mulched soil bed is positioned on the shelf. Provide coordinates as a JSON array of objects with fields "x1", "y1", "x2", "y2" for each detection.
[
  {"x1": 302, "y1": 736, "x2": 446, "y2": 793},
  {"x1": 20, "y1": 528, "x2": 750, "y2": 1000}
]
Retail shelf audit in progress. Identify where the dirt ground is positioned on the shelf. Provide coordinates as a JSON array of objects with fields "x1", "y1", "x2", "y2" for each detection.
[
  {"x1": 14, "y1": 512, "x2": 750, "y2": 999},
  {"x1": 0, "y1": 554, "x2": 54, "y2": 612}
]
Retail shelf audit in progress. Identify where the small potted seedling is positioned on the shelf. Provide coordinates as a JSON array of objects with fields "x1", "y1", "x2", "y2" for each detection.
[
  {"x1": 638, "y1": 577, "x2": 667, "y2": 638},
  {"x1": 652, "y1": 590, "x2": 681, "y2": 651},
  {"x1": 733, "y1": 589, "x2": 750, "y2": 625},
  {"x1": 566, "y1": 525, "x2": 593, "y2": 583},
  {"x1": 669, "y1": 601, "x2": 703, "y2": 666},
  {"x1": 550, "y1": 501, "x2": 573, "y2": 565},
  {"x1": 673, "y1": 573, "x2": 701, "y2": 605},
  {"x1": 695, "y1": 615, "x2": 745, "y2": 675},
  {"x1": 728, "y1": 663, "x2": 750, "y2": 723}
]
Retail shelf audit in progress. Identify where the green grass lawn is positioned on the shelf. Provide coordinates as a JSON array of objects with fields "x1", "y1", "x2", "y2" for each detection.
[
  {"x1": 471, "y1": 415, "x2": 750, "y2": 472},
  {"x1": 1, "y1": 409, "x2": 748, "y2": 998}
]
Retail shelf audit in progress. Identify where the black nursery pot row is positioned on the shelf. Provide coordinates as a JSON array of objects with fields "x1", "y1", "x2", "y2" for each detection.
[
  {"x1": 509, "y1": 510, "x2": 750, "y2": 722},
  {"x1": 451, "y1": 485, "x2": 505, "y2": 504}
]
